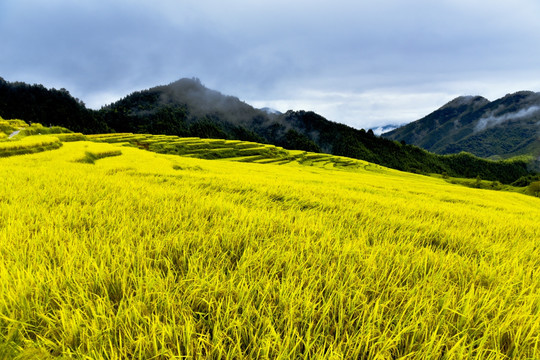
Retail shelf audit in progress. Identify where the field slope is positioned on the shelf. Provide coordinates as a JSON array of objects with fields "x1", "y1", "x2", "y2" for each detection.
[{"x1": 1, "y1": 140, "x2": 540, "y2": 359}]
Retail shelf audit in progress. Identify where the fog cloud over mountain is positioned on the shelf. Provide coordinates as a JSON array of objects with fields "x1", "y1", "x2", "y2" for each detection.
[{"x1": 475, "y1": 106, "x2": 540, "y2": 132}]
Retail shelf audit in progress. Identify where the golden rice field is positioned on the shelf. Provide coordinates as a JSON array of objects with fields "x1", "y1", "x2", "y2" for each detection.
[{"x1": 1, "y1": 138, "x2": 540, "y2": 359}]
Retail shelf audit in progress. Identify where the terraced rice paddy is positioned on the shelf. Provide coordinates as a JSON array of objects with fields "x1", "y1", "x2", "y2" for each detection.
[{"x1": 87, "y1": 133, "x2": 366, "y2": 169}]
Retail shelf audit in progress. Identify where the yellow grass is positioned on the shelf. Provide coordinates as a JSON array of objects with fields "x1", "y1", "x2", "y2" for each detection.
[
  {"x1": 0, "y1": 135, "x2": 62, "y2": 157},
  {"x1": 0, "y1": 135, "x2": 60, "y2": 149},
  {"x1": 0, "y1": 141, "x2": 539, "y2": 359}
]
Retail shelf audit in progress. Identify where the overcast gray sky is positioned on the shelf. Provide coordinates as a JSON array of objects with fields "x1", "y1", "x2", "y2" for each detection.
[{"x1": 2, "y1": 0, "x2": 540, "y2": 130}]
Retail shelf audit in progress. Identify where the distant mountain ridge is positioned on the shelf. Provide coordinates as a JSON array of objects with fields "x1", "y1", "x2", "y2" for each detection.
[
  {"x1": 0, "y1": 76, "x2": 533, "y2": 183},
  {"x1": 383, "y1": 91, "x2": 540, "y2": 160}
]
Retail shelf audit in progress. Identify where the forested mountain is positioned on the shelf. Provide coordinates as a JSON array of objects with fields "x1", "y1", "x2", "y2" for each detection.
[
  {"x1": 0, "y1": 77, "x2": 109, "y2": 134},
  {"x1": 383, "y1": 92, "x2": 540, "y2": 159},
  {"x1": 0, "y1": 77, "x2": 533, "y2": 183}
]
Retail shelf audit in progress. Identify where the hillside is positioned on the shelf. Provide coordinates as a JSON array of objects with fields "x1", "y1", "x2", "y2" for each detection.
[
  {"x1": 0, "y1": 77, "x2": 535, "y2": 183},
  {"x1": 1, "y1": 133, "x2": 539, "y2": 358},
  {"x1": 383, "y1": 92, "x2": 540, "y2": 161}
]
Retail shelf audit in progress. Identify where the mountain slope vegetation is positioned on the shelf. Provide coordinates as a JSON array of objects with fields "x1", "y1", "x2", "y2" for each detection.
[
  {"x1": 0, "y1": 77, "x2": 535, "y2": 183},
  {"x1": 384, "y1": 92, "x2": 540, "y2": 161}
]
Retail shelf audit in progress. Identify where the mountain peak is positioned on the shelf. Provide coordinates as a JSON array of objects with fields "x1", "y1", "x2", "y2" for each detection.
[
  {"x1": 163, "y1": 77, "x2": 213, "y2": 96},
  {"x1": 502, "y1": 90, "x2": 537, "y2": 98},
  {"x1": 440, "y1": 95, "x2": 489, "y2": 110},
  {"x1": 168, "y1": 77, "x2": 203, "y2": 87}
]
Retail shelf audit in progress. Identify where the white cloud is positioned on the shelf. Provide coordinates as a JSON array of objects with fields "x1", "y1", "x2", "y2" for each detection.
[
  {"x1": 248, "y1": 89, "x2": 454, "y2": 129},
  {"x1": 476, "y1": 106, "x2": 540, "y2": 132}
]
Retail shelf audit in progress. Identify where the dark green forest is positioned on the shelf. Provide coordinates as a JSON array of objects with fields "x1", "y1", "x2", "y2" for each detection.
[
  {"x1": 0, "y1": 77, "x2": 534, "y2": 184},
  {"x1": 0, "y1": 78, "x2": 109, "y2": 134}
]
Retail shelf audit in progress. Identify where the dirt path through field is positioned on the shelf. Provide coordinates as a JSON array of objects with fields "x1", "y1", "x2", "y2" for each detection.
[{"x1": 8, "y1": 130, "x2": 20, "y2": 138}]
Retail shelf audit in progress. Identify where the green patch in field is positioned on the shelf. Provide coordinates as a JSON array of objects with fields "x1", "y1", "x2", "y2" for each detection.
[
  {"x1": 76, "y1": 150, "x2": 122, "y2": 164},
  {"x1": 53, "y1": 133, "x2": 87, "y2": 142},
  {"x1": 172, "y1": 164, "x2": 204, "y2": 171}
]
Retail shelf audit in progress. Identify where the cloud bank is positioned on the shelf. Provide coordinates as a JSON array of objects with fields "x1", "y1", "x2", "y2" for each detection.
[{"x1": 2, "y1": 0, "x2": 540, "y2": 128}]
